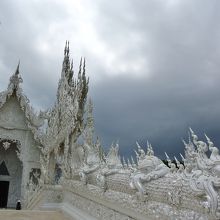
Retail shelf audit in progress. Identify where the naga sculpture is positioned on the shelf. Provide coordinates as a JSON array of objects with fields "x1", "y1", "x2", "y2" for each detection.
[
  {"x1": 130, "y1": 142, "x2": 170, "y2": 199},
  {"x1": 180, "y1": 128, "x2": 220, "y2": 218},
  {"x1": 3, "y1": 43, "x2": 220, "y2": 219}
]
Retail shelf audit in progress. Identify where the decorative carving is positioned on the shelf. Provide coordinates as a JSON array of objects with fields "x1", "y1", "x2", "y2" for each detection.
[
  {"x1": 178, "y1": 128, "x2": 220, "y2": 218},
  {"x1": 1, "y1": 43, "x2": 220, "y2": 220},
  {"x1": 130, "y1": 142, "x2": 169, "y2": 199},
  {"x1": 2, "y1": 141, "x2": 11, "y2": 150}
]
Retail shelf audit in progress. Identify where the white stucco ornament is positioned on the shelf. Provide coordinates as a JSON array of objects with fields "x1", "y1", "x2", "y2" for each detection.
[
  {"x1": 2, "y1": 141, "x2": 11, "y2": 151},
  {"x1": 1, "y1": 42, "x2": 220, "y2": 220}
]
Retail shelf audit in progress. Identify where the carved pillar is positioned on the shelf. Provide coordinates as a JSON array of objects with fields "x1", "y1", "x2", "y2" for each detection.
[{"x1": 48, "y1": 151, "x2": 56, "y2": 184}]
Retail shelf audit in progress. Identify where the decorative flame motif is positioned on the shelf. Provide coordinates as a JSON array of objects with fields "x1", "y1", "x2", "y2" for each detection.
[{"x1": 2, "y1": 141, "x2": 11, "y2": 151}]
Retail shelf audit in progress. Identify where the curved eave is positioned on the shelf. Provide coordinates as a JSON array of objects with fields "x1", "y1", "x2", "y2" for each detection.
[{"x1": 0, "y1": 85, "x2": 45, "y2": 146}]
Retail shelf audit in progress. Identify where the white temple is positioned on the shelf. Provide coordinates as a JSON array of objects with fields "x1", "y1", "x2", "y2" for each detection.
[{"x1": 0, "y1": 42, "x2": 220, "y2": 220}]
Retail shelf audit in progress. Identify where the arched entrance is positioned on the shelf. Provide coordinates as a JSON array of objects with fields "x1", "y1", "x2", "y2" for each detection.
[
  {"x1": 0, "y1": 139, "x2": 22, "y2": 208},
  {"x1": 0, "y1": 161, "x2": 10, "y2": 208}
]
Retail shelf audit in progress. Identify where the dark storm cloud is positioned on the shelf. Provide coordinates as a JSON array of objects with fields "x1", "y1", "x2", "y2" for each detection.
[
  {"x1": 0, "y1": 0, "x2": 71, "y2": 108},
  {"x1": 1, "y1": 0, "x2": 220, "y2": 159},
  {"x1": 91, "y1": 72, "x2": 220, "y2": 158},
  {"x1": 88, "y1": 0, "x2": 220, "y2": 158}
]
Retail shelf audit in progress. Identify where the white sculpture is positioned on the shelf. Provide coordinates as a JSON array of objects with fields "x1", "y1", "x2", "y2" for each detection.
[
  {"x1": 130, "y1": 142, "x2": 169, "y2": 199},
  {"x1": 2, "y1": 43, "x2": 220, "y2": 219},
  {"x1": 165, "y1": 152, "x2": 177, "y2": 173},
  {"x1": 2, "y1": 141, "x2": 11, "y2": 151}
]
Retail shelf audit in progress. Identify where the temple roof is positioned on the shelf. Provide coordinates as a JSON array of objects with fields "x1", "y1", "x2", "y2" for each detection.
[
  {"x1": 0, "y1": 42, "x2": 90, "y2": 151},
  {"x1": 0, "y1": 64, "x2": 46, "y2": 145}
]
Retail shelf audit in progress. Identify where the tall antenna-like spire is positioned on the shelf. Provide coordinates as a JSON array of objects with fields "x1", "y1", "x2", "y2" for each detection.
[
  {"x1": 67, "y1": 41, "x2": 69, "y2": 55},
  {"x1": 15, "y1": 60, "x2": 20, "y2": 75},
  {"x1": 78, "y1": 57, "x2": 82, "y2": 82},
  {"x1": 8, "y1": 61, "x2": 23, "y2": 91},
  {"x1": 83, "y1": 58, "x2": 86, "y2": 77},
  {"x1": 64, "y1": 40, "x2": 68, "y2": 55},
  {"x1": 62, "y1": 41, "x2": 70, "y2": 76}
]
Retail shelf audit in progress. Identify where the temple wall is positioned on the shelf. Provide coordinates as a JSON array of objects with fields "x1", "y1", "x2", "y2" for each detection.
[{"x1": 0, "y1": 96, "x2": 41, "y2": 207}]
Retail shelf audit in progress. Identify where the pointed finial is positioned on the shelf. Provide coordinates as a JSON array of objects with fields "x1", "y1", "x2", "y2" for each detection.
[
  {"x1": 182, "y1": 138, "x2": 187, "y2": 146},
  {"x1": 64, "y1": 40, "x2": 67, "y2": 55},
  {"x1": 80, "y1": 57, "x2": 82, "y2": 68},
  {"x1": 62, "y1": 41, "x2": 71, "y2": 75},
  {"x1": 67, "y1": 41, "x2": 70, "y2": 55},
  {"x1": 15, "y1": 60, "x2": 20, "y2": 75},
  {"x1": 180, "y1": 153, "x2": 185, "y2": 161},
  {"x1": 189, "y1": 127, "x2": 194, "y2": 135},
  {"x1": 64, "y1": 40, "x2": 70, "y2": 55},
  {"x1": 8, "y1": 61, "x2": 23, "y2": 90},
  {"x1": 174, "y1": 156, "x2": 179, "y2": 164},
  {"x1": 165, "y1": 152, "x2": 170, "y2": 160},
  {"x1": 131, "y1": 156, "x2": 136, "y2": 167},
  {"x1": 205, "y1": 133, "x2": 214, "y2": 147},
  {"x1": 78, "y1": 57, "x2": 82, "y2": 80},
  {"x1": 188, "y1": 131, "x2": 191, "y2": 143},
  {"x1": 204, "y1": 133, "x2": 210, "y2": 142},
  {"x1": 83, "y1": 57, "x2": 86, "y2": 75},
  {"x1": 136, "y1": 141, "x2": 141, "y2": 149}
]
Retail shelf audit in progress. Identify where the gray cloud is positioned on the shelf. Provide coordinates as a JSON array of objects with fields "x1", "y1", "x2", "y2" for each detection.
[{"x1": 1, "y1": 0, "x2": 220, "y2": 159}]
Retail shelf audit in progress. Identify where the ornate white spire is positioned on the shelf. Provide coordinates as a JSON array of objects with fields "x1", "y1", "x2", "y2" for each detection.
[
  {"x1": 62, "y1": 40, "x2": 72, "y2": 83},
  {"x1": 8, "y1": 61, "x2": 23, "y2": 91}
]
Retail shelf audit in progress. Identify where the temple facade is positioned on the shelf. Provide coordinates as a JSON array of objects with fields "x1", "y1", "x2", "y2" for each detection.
[
  {"x1": 0, "y1": 65, "x2": 42, "y2": 208},
  {"x1": 0, "y1": 43, "x2": 220, "y2": 220}
]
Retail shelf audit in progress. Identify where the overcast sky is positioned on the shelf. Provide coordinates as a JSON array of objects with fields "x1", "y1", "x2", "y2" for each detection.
[{"x1": 1, "y1": 0, "x2": 220, "y2": 159}]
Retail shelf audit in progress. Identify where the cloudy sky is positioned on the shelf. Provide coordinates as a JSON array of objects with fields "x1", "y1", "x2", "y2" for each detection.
[{"x1": 1, "y1": 0, "x2": 220, "y2": 159}]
